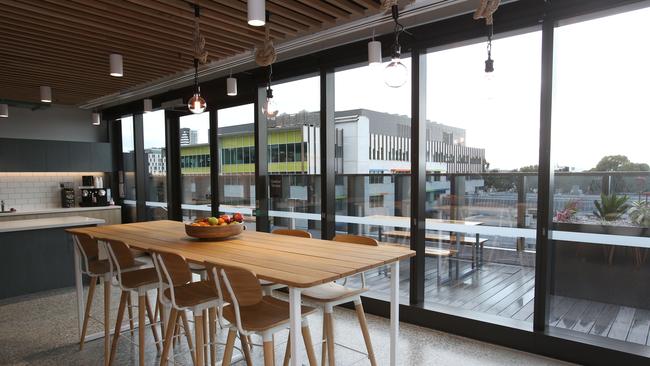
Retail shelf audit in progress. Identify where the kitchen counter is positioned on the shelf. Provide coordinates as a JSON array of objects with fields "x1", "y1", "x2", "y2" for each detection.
[
  {"x1": 0, "y1": 206, "x2": 121, "y2": 225},
  {"x1": 0, "y1": 215, "x2": 105, "y2": 299},
  {"x1": 0, "y1": 216, "x2": 105, "y2": 233},
  {"x1": 0, "y1": 205, "x2": 120, "y2": 217}
]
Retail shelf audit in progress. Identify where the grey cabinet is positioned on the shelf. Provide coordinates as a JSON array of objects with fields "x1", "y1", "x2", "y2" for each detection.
[{"x1": 0, "y1": 138, "x2": 112, "y2": 172}]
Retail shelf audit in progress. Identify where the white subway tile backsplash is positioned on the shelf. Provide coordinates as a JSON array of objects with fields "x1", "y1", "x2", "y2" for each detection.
[{"x1": 0, "y1": 173, "x2": 104, "y2": 212}]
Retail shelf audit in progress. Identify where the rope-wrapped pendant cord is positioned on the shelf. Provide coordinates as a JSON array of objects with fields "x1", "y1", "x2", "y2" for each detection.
[
  {"x1": 474, "y1": 0, "x2": 500, "y2": 25},
  {"x1": 255, "y1": 24, "x2": 277, "y2": 67},
  {"x1": 193, "y1": 8, "x2": 208, "y2": 64},
  {"x1": 380, "y1": 0, "x2": 415, "y2": 12}
]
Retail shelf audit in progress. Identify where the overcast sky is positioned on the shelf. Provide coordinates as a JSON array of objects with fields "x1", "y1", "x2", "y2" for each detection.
[{"x1": 135, "y1": 6, "x2": 649, "y2": 172}]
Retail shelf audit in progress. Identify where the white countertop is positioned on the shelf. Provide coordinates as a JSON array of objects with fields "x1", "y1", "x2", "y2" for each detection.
[
  {"x1": 0, "y1": 205, "x2": 121, "y2": 217},
  {"x1": 0, "y1": 216, "x2": 105, "y2": 233}
]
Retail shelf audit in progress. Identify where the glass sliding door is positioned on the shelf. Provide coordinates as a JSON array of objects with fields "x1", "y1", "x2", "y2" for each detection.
[
  {"x1": 180, "y1": 112, "x2": 211, "y2": 221},
  {"x1": 142, "y1": 110, "x2": 168, "y2": 220},
  {"x1": 265, "y1": 76, "x2": 322, "y2": 237},
  {"x1": 119, "y1": 116, "x2": 137, "y2": 223},
  {"x1": 333, "y1": 59, "x2": 412, "y2": 303},
  {"x1": 424, "y1": 30, "x2": 542, "y2": 323},
  {"x1": 217, "y1": 104, "x2": 256, "y2": 231},
  {"x1": 549, "y1": 6, "x2": 650, "y2": 348}
]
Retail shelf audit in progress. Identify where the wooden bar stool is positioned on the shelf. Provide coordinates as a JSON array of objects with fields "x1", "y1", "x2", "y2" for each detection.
[
  {"x1": 207, "y1": 262, "x2": 318, "y2": 366},
  {"x1": 72, "y1": 233, "x2": 143, "y2": 366},
  {"x1": 103, "y1": 238, "x2": 162, "y2": 366},
  {"x1": 261, "y1": 229, "x2": 312, "y2": 296},
  {"x1": 152, "y1": 251, "x2": 221, "y2": 366},
  {"x1": 300, "y1": 234, "x2": 378, "y2": 366}
]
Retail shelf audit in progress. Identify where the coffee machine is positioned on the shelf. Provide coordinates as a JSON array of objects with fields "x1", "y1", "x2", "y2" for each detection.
[{"x1": 80, "y1": 188, "x2": 111, "y2": 207}]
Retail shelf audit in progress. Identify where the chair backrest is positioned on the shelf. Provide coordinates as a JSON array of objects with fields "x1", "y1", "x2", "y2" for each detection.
[
  {"x1": 204, "y1": 261, "x2": 262, "y2": 307},
  {"x1": 154, "y1": 251, "x2": 193, "y2": 286},
  {"x1": 271, "y1": 228, "x2": 312, "y2": 238},
  {"x1": 103, "y1": 238, "x2": 136, "y2": 289},
  {"x1": 72, "y1": 233, "x2": 98, "y2": 273},
  {"x1": 333, "y1": 234, "x2": 379, "y2": 246}
]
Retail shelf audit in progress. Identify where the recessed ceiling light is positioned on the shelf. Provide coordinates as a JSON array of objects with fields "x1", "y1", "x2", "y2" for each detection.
[
  {"x1": 109, "y1": 54, "x2": 123, "y2": 77},
  {"x1": 40, "y1": 86, "x2": 52, "y2": 103},
  {"x1": 248, "y1": 0, "x2": 265, "y2": 27}
]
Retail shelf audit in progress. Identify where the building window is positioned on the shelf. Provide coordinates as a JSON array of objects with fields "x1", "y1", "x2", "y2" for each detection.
[{"x1": 369, "y1": 195, "x2": 384, "y2": 208}]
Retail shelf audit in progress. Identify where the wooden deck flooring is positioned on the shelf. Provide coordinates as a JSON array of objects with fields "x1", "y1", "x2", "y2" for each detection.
[{"x1": 352, "y1": 257, "x2": 650, "y2": 347}]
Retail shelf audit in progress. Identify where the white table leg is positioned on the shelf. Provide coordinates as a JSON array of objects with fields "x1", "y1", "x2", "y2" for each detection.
[
  {"x1": 74, "y1": 244, "x2": 84, "y2": 337},
  {"x1": 390, "y1": 261, "x2": 399, "y2": 366},
  {"x1": 288, "y1": 287, "x2": 302, "y2": 366}
]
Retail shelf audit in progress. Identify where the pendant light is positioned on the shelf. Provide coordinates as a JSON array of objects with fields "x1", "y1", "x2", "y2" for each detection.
[
  {"x1": 473, "y1": 1, "x2": 499, "y2": 76},
  {"x1": 248, "y1": 0, "x2": 265, "y2": 27},
  {"x1": 262, "y1": 65, "x2": 278, "y2": 120},
  {"x1": 92, "y1": 112, "x2": 101, "y2": 126},
  {"x1": 188, "y1": 59, "x2": 207, "y2": 114},
  {"x1": 144, "y1": 98, "x2": 153, "y2": 113},
  {"x1": 40, "y1": 86, "x2": 52, "y2": 103},
  {"x1": 368, "y1": 30, "x2": 382, "y2": 67},
  {"x1": 384, "y1": 5, "x2": 407, "y2": 88},
  {"x1": 109, "y1": 54, "x2": 123, "y2": 77},
  {"x1": 0, "y1": 104, "x2": 8, "y2": 118},
  {"x1": 188, "y1": 4, "x2": 208, "y2": 114},
  {"x1": 226, "y1": 70, "x2": 237, "y2": 96}
]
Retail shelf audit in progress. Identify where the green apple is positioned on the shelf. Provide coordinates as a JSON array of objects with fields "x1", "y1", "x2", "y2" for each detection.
[{"x1": 207, "y1": 217, "x2": 218, "y2": 226}]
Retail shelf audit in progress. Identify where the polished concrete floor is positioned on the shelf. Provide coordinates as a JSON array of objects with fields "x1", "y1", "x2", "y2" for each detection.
[{"x1": 0, "y1": 286, "x2": 574, "y2": 366}]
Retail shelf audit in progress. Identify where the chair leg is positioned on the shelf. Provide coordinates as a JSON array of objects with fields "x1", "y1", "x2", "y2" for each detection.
[
  {"x1": 108, "y1": 291, "x2": 128, "y2": 366},
  {"x1": 135, "y1": 295, "x2": 145, "y2": 365},
  {"x1": 282, "y1": 334, "x2": 291, "y2": 366},
  {"x1": 240, "y1": 331, "x2": 254, "y2": 365},
  {"x1": 325, "y1": 310, "x2": 335, "y2": 366},
  {"x1": 160, "y1": 308, "x2": 179, "y2": 366},
  {"x1": 222, "y1": 328, "x2": 237, "y2": 366},
  {"x1": 103, "y1": 274, "x2": 111, "y2": 366},
  {"x1": 208, "y1": 307, "x2": 217, "y2": 366},
  {"x1": 354, "y1": 301, "x2": 377, "y2": 366},
  {"x1": 321, "y1": 315, "x2": 328, "y2": 366},
  {"x1": 301, "y1": 319, "x2": 318, "y2": 366},
  {"x1": 79, "y1": 276, "x2": 97, "y2": 350},
  {"x1": 180, "y1": 311, "x2": 197, "y2": 366},
  {"x1": 145, "y1": 296, "x2": 162, "y2": 352},
  {"x1": 194, "y1": 312, "x2": 205, "y2": 366},
  {"x1": 263, "y1": 333, "x2": 275, "y2": 366},
  {"x1": 126, "y1": 294, "x2": 135, "y2": 337}
]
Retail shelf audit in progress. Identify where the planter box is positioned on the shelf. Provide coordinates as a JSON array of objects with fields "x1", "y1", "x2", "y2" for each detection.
[{"x1": 551, "y1": 222, "x2": 650, "y2": 309}]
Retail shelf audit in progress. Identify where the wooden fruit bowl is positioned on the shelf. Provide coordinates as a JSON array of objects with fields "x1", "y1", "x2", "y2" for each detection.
[{"x1": 184, "y1": 222, "x2": 244, "y2": 240}]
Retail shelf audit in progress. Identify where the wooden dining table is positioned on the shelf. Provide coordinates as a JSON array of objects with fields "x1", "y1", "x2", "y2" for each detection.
[{"x1": 67, "y1": 220, "x2": 414, "y2": 366}]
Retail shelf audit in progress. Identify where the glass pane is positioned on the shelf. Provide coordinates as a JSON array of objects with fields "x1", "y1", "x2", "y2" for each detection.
[
  {"x1": 267, "y1": 76, "x2": 321, "y2": 237},
  {"x1": 180, "y1": 112, "x2": 211, "y2": 221},
  {"x1": 142, "y1": 110, "x2": 168, "y2": 221},
  {"x1": 424, "y1": 30, "x2": 542, "y2": 323},
  {"x1": 549, "y1": 7, "x2": 650, "y2": 348},
  {"x1": 218, "y1": 104, "x2": 256, "y2": 231},
  {"x1": 120, "y1": 116, "x2": 137, "y2": 223},
  {"x1": 334, "y1": 58, "x2": 412, "y2": 304}
]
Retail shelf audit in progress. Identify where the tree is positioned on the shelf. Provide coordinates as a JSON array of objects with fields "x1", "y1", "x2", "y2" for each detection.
[{"x1": 592, "y1": 155, "x2": 631, "y2": 172}]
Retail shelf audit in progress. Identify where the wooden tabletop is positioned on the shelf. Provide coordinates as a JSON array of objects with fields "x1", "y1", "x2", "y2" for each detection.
[
  {"x1": 66, "y1": 220, "x2": 414, "y2": 288},
  {"x1": 366, "y1": 215, "x2": 483, "y2": 226}
]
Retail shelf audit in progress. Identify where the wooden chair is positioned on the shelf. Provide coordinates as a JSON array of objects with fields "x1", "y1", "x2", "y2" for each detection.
[
  {"x1": 103, "y1": 238, "x2": 162, "y2": 366},
  {"x1": 300, "y1": 234, "x2": 378, "y2": 366},
  {"x1": 206, "y1": 262, "x2": 318, "y2": 366},
  {"x1": 152, "y1": 251, "x2": 221, "y2": 366},
  {"x1": 261, "y1": 229, "x2": 313, "y2": 296},
  {"x1": 72, "y1": 233, "x2": 143, "y2": 365}
]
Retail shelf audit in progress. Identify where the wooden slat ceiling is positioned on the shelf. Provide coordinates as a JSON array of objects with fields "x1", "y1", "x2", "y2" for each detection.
[{"x1": 0, "y1": 0, "x2": 383, "y2": 106}]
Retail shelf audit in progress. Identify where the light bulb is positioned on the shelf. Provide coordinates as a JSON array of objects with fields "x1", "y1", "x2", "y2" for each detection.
[
  {"x1": 188, "y1": 93, "x2": 206, "y2": 114},
  {"x1": 384, "y1": 57, "x2": 408, "y2": 88},
  {"x1": 263, "y1": 97, "x2": 279, "y2": 120}
]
